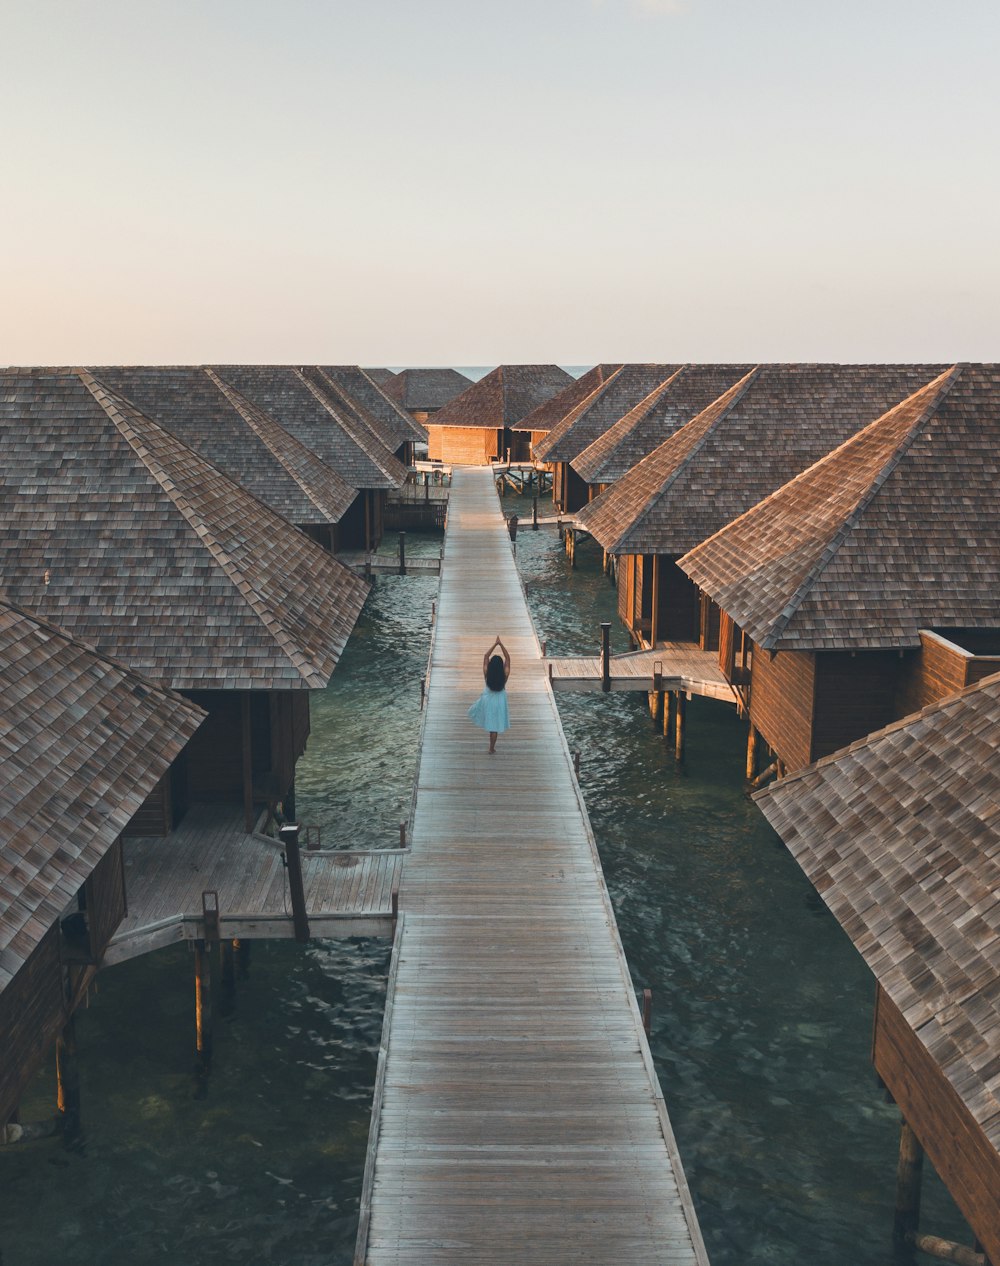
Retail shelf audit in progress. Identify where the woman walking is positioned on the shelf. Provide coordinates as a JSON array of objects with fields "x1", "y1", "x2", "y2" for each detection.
[{"x1": 468, "y1": 636, "x2": 511, "y2": 753}]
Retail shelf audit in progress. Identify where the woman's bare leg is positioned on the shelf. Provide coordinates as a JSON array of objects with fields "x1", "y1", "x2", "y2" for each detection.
[{"x1": 489, "y1": 731, "x2": 497, "y2": 753}]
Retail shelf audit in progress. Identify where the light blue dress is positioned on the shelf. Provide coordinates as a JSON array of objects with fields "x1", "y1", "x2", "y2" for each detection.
[{"x1": 468, "y1": 684, "x2": 510, "y2": 733}]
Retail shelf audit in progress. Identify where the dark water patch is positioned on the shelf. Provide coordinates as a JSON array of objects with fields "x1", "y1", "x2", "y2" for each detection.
[{"x1": 1, "y1": 939, "x2": 390, "y2": 1266}]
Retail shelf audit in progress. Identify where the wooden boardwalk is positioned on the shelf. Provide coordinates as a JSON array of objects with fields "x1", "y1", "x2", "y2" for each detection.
[
  {"x1": 548, "y1": 643, "x2": 737, "y2": 702},
  {"x1": 106, "y1": 804, "x2": 402, "y2": 965},
  {"x1": 357, "y1": 468, "x2": 708, "y2": 1265}
]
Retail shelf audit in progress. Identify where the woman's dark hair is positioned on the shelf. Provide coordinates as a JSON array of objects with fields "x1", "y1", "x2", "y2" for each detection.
[{"x1": 485, "y1": 654, "x2": 506, "y2": 691}]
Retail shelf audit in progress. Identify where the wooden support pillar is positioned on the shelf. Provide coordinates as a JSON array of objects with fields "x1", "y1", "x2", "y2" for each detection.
[
  {"x1": 746, "y1": 723, "x2": 759, "y2": 782},
  {"x1": 398, "y1": 531, "x2": 406, "y2": 576},
  {"x1": 194, "y1": 939, "x2": 213, "y2": 1066},
  {"x1": 674, "y1": 691, "x2": 687, "y2": 761},
  {"x1": 894, "y1": 1117, "x2": 924, "y2": 1246},
  {"x1": 663, "y1": 690, "x2": 675, "y2": 739},
  {"x1": 241, "y1": 693, "x2": 254, "y2": 832},
  {"x1": 532, "y1": 495, "x2": 538, "y2": 529},
  {"x1": 235, "y1": 937, "x2": 251, "y2": 980},
  {"x1": 600, "y1": 622, "x2": 611, "y2": 693},
  {"x1": 279, "y1": 823, "x2": 311, "y2": 943},
  {"x1": 56, "y1": 1014, "x2": 81, "y2": 1136},
  {"x1": 908, "y1": 1234, "x2": 985, "y2": 1266}
]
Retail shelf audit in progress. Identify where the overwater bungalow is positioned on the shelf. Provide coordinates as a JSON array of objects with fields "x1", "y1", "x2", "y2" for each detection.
[
  {"x1": 424, "y1": 363, "x2": 573, "y2": 464},
  {"x1": 0, "y1": 367, "x2": 369, "y2": 833},
  {"x1": 89, "y1": 366, "x2": 358, "y2": 553},
  {"x1": 0, "y1": 600, "x2": 203, "y2": 1134},
  {"x1": 755, "y1": 673, "x2": 1000, "y2": 1265},
  {"x1": 382, "y1": 366, "x2": 474, "y2": 426},
  {"x1": 306, "y1": 364, "x2": 427, "y2": 466},
  {"x1": 211, "y1": 364, "x2": 408, "y2": 551},
  {"x1": 533, "y1": 364, "x2": 683, "y2": 512},
  {"x1": 576, "y1": 363, "x2": 944, "y2": 655},
  {"x1": 512, "y1": 362, "x2": 619, "y2": 462},
  {"x1": 679, "y1": 364, "x2": 1000, "y2": 775},
  {"x1": 570, "y1": 363, "x2": 756, "y2": 492}
]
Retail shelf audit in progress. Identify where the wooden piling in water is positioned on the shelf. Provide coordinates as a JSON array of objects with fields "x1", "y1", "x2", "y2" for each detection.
[
  {"x1": 398, "y1": 531, "x2": 406, "y2": 576},
  {"x1": 908, "y1": 1233, "x2": 985, "y2": 1266},
  {"x1": 220, "y1": 938, "x2": 236, "y2": 1017},
  {"x1": 194, "y1": 940, "x2": 213, "y2": 1065},
  {"x1": 674, "y1": 691, "x2": 687, "y2": 761},
  {"x1": 279, "y1": 823, "x2": 311, "y2": 943},
  {"x1": 601, "y1": 622, "x2": 611, "y2": 693},
  {"x1": 894, "y1": 1117, "x2": 924, "y2": 1246},
  {"x1": 55, "y1": 1015, "x2": 80, "y2": 1136},
  {"x1": 746, "y1": 723, "x2": 759, "y2": 781}
]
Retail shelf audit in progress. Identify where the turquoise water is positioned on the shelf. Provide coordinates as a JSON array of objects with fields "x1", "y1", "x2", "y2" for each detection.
[{"x1": 1, "y1": 511, "x2": 973, "y2": 1264}]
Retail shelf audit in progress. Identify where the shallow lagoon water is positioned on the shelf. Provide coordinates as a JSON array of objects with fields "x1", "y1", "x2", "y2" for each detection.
[{"x1": 1, "y1": 511, "x2": 972, "y2": 1263}]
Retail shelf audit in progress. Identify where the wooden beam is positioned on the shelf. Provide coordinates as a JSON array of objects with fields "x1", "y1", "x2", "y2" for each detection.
[{"x1": 241, "y1": 694, "x2": 254, "y2": 833}]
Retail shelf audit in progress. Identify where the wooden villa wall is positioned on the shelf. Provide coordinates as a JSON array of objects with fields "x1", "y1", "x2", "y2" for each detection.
[
  {"x1": 0, "y1": 925, "x2": 64, "y2": 1125},
  {"x1": 334, "y1": 493, "x2": 367, "y2": 552},
  {"x1": 898, "y1": 630, "x2": 1000, "y2": 716},
  {"x1": 127, "y1": 771, "x2": 173, "y2": 836},
  {"x1": 699, "y1": 596, "x2": 721, "y2": 652},
  {"x1": 562, "y1": 466, "x2": 590, "y2": 513},
  {"x1": 873, "y1": 988, "x2": 1000, "y2": 1264},
  {"x1": 181, "y1": 690, "x2": 305, "y2": 807},
  {"x1": 617, "y1": 555, "x2": 635, "y2": 632},
  {"x1": 427, "y1": 425, "x2": 497, "y2": 465},
  {"x1": 747, "y1": 646, "x2": 816, "y2": 772},
  {"x1": 85, "y1": 838, "x2": 127, "y2": 956}
]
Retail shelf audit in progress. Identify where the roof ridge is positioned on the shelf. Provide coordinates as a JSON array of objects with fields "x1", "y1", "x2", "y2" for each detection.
[
  {"x1": 294, "y1": 368, "x2": 404, "y2": 486},
  {"x1": 534, "y1": 366, "x2": 626, "y2": 460},
  {"x1": 204, "y1": 367, "x2": 352, "y2": 521},
  {"x1": 573, "y1": 366, "x2": 687, "y2": 481},
  {"x1": 761, "y1": 364, "x2": 963, "y2": 649},
  {"x1": 595, "y1": 366, "x2": 761, "y2": 553},
  {"x1": 78, "y1": 371, "x2": 328, "y2": 686}
]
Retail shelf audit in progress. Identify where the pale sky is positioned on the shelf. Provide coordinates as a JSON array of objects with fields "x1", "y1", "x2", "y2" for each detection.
[{"x1": 3, "y1": 0, "x2": 998, "y2": 365}]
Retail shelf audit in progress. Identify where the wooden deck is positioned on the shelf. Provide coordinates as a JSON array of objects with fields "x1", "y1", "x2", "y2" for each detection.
[
  {"x1": 548, "y1": 643, "x2": 737, "y2": 702},
  {"x1": 337, "y1": 551, "x2": 442, "y2": 577},
  {"x1": 105, "y1": 804, "x2": 402, "y2": 965},
  {"x1": 357, "y1": 468, "x2": 708, "y2": 1265}
]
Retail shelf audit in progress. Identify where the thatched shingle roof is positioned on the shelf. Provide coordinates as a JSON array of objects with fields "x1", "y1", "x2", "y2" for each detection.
[
  {"x1": 90, "y1": 366, "x2": 357, "y2": 526},
  {"x1": 428, "y1": 365, "x2": 574, "y2": 429},
  {"x1": 0, "y1": 601, "x2": 204, "y2": 991},
  {"x1": 364, "y1": 368, "x2": 395, "y2": 388},
  {"x1": 571, "y1": 365, "x2": 757, "y2": 485},
  {"x1": 0, "y1": 368, "x2": 369, "y2": 690},
  {"x1": 512, "y1": 364, "x2": 618, "y2": 435},
  {"x1": 577, "y1": 363, "x2": 947, "y2": 558},
  {"x1": 533, "y1": 365, "x2": 683, "y2": 463},
  {"x1": 680, "y1": 365, "x2": 1000, "y2": 651},
  {"x1": 755, "y1": 670, "x2": 1000, "y2": 1174},
  {"x1": 384, "y1": 367, "x2": 475, "y2": 412},
  {"x1": 211, "y1": 366, "x2": 407, "y2": 490},
  {"x1": 311, "y1": 365, "x2": 427, "y2": 446}
]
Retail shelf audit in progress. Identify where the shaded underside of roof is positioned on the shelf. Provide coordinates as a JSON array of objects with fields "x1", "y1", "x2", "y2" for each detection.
[
  {"x1": 0, "y1": 601, "x2": 204, "y2": 990},
  {"x1": 682, "y1": 364, "x2": 1000, "y2": 650},
  {"x1": 534, "y1": 364, "x2": 684, "y2": 463},
  {"x1": 0, "y1": 369, "x2": 370, "y2": 690},
  {"x1": 211, "y1": 366, "x2": 406, "y2": 490},
  {"x1": 572, "y1": 364, "x2": 757, "y2": 485},
  {"x1": 429, "y1": 365, "x2": 574, "y2": 429},
  {"x1": 383, "y1": 367, "x2": 475, "y2": 411},
  {"x1": 89, "y1": 366, "x2": 356, "y2": 525},
  {"x1": 512, "y1": 363, "x2": 615, "y2": 435},
  {"x1": 580, "y1": 363, "x2": 949, "y2": 560},
  {"x1": 311, "y1": 365, "x2": 427, "y2": 446},
  {"x1": 755, "y1": 671, "x2": 1000, "y2": 1156}
]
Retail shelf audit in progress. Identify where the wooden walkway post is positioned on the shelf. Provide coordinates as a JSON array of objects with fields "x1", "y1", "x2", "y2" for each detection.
[
  {"x1": 279, "y1": 823, "x2": 311, "y2": 943},
  {"x1": 675, "y1": 691, "x2": 687, "y2": 761},
  {"x1": 398, "y1": 531, "x2": 406, "y2": 576},
  {"x1": 194, "y1": 939, "x2": 213, "y2": 1065},
  {"x1": 601, "y1": 622, "x2": 611, "y2": 692}
]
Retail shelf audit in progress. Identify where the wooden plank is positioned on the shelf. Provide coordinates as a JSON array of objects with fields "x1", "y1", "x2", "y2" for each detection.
[{"x1": 358, "y1": 467, "x2": 707, "y2": 1266}]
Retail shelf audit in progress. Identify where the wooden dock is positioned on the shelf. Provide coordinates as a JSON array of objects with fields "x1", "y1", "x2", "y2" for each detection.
[
  {"x1": 356, "y1": 468, "x2": 708, "y2": 1265},
  {"x1": 106, "y1": 804, "x2": 402, "y2": 965},
  {"x1": 548, "y1": 643, "x2": 737, "y2": 702}
]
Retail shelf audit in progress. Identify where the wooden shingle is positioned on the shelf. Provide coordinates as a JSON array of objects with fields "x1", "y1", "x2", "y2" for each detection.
[
  {"x1": 512, "y1": 363, "x2": 619, "y2": 436},
  {"x1": 90, "y1": 366, "x2": 357, "y2": 526},
  {"x1": 0, "y1": 600, "x2": 204, "y2": 990},
  {"x1": 532, "y1": 365, "x2": 684, "y2": 463},
  {"x1": 309, "y1": 365, "x2": 427, "y2": 447},
  {"x1": 681, "y1": 364, "x2": 1000, "y2": 651},
  {"x1": 755, "y1": 671, "x2": 1000, "y2": 1174},
  {"x1": 428, "y1": 364, "x2": 574, "y2": 428},
  {"x1": 211, "y1": 365, "x2": 407, "y2": 490},
  {"x1": 383, "y1": 367, "x2": 475, "y2": 412},
  {"x1": 0, "y1": 369, "x2": 369, "y2": 691},
  {"x1": 578, "y1": 363, "x2": 948, "y2": 557}
]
